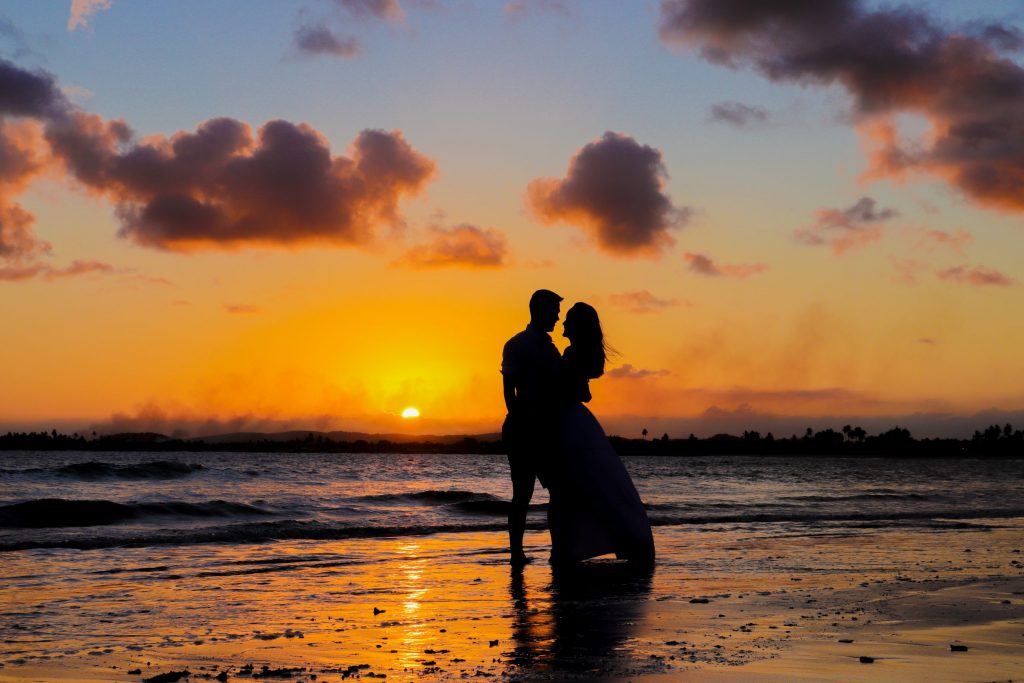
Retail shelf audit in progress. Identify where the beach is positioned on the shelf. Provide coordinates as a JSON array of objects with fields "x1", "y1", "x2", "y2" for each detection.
[{"x1": 2, "y1": 452, "x2": 1023, "y2": 681}]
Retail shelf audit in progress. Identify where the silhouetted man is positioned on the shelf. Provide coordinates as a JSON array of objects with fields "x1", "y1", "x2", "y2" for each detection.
[{"x1": 502, "y1": 288, "x2": 562, "y2": 566}]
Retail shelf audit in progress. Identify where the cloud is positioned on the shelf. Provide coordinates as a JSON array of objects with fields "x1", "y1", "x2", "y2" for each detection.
[
  {"x1": 0, "y1": 201, "x2": 50, "y2": 262},
  {"x1": 937, "y1": 264, "x2": 1015, "y2": 287},
  {"x1": 708, "y1": 100, "x2": 768, "y2": 127},
  {"x1": 394, "y1": 223, "x2": 508, "y2": 269},
  {"x1": 608, "y1": 289, "x2": 684, "y2": 314},
  {"x1": 889, "y1": 256, "x2": 926, "y2": 285},
  {"x1": 684, "y1": 252, "x2": 767, "y2": 278},
  {"x1": 333, "y1": 0, "x2": 405, "y2": 23},
  {"x1": 918, "y1": 337, "x2": 939, "y2": 345},
  {"x1": 68, "y1": 0, "x2": 113, "y2": 31},
  {"x1": 45, "y1": 116, "x2": 436, "y2": 250},
  {"x1": 0, "y1": 54, "x2": 436, "y2": 283},
  {"x1": 0, "y1": 16, "x2": 36, "y2": 61},
  {"x1": 527, "y1": 132, "x2": 690, "y2": 257},
  {"x1": 914, "y1": 227, "x2": 972, "y2": 254},
  {"x1": 504, "y1": 0, "x2": 571, "y2": 24},
  {"x1": 0, "y1": 59, "x2": 69, "y2": 118},
  {"x1": 0, "y1": 259, "x2": 113, "y2": 282},
  {"x1": 795, "y1": 196, "x2": 897, "y2": 254},
  {"x1": 223, "y1": 303, "x2": 262, "y2": 315},
  {"x1": 294, "y1": 25, "x2": 361, "y2": 58},
  {"x1": 606, "y1": 364, "x2": 670, "y2": 380},
  {"x1": 659, "y1": 0, "x2": 1024, "y2": 215}
]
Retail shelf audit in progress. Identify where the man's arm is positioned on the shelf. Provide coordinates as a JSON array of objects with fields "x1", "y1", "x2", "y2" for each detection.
[{"x1": 503, "y1": 375, "x2": 517, "y2": 414}]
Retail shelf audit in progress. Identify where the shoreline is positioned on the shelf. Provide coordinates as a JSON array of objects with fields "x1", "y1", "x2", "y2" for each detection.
[{"x1": 3, "y1": 523, "x2": 1022, "y2": 681}]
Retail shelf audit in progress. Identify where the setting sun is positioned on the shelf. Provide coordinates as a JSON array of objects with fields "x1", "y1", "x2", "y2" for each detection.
[{"x1": 401, "y1": 407, "x2": 421, "y2": 419}]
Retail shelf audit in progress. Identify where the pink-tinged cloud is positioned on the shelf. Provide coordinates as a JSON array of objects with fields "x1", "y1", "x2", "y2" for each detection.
[
  {"x1": 223, "y1": 304, "x2": 262, "y2": 315},
  {"x1": 608, "y1": 289, "x2": 684, "y2": 314},
  {"x1": 334, "y1": 0, "x2": 405, "y2": 22},
  {"x1": 0, "y1": 259, "x2": 113, "y2": 282},
  {"x1": 915, "y1": 227, "x2": 973, "y2": 255},
  {"x1": 937, "y1": 264, "x2": 1015, "y2": 287},
  {"x1": 606, "y1": 364, "x2": 670, "y2": 380},
  {"x1": 395, "y1": 224, "x2": 508, "y2": 269},
  {"x1": 0, "y1": 117, "x2": 53, "y2": 264},
  {"x1": 527, "y1": 132, "x2": 690, "y2": 258},
  {"x1": 889, "y1": 256, "x2": 926, "y2": 285},
  {"x1": 684, "y1": 252, "x2": 767, "y2": 279},
  {"x1": 918, "y1": 337, "x2": 939, "y2": 345},
  {"x1": 46, "y1": 116, "x2": 436, "y2": 251},
  {"x1": 68, "y1": 0, "x2": 113, "y2": 31},
  {"x1": 294, "y1": 25, "x2": 361, "y2": 58},
  {"x1": 659, "y1": 0, "x2": 1024, "y2": 215},
  {"x1": 0, "y1": 204, "x2": 50, "y2": 263},
  {"x1": 795, "y1": 196, "x2": 896, "y2": 255}
]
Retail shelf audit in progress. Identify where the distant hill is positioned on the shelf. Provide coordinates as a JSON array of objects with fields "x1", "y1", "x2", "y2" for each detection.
[{"x1": 195, "y1": 430, "x2": 503, "y2": 445}]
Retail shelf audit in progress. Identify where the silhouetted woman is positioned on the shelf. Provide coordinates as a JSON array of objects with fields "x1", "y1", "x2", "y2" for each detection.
[{"x1": 547, "y1": 302, "x2": 655, "y2": 566}]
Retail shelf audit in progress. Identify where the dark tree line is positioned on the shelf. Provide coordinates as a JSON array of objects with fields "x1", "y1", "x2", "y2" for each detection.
[{"x1": 1, "y1": 424, "x2": 1023, "y2": 457}]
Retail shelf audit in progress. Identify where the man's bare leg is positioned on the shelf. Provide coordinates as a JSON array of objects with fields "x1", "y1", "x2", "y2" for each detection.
[{"x1": 508, "y1": 457, "x2": 535, "y2": 566}]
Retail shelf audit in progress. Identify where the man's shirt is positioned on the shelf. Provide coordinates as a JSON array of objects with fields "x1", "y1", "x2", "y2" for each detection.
[{"x1": 501, "y1": 324, "x2": 561, "y2": 413}]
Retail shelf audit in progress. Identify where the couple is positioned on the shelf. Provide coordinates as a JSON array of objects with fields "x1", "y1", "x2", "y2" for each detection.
[{"x1": 501, "y1": 289, "x2": 655, "y2": 568}]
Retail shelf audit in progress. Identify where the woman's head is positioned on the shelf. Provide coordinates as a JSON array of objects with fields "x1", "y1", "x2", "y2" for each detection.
[{"x1": 563, "y1": 302, "x2": 607, "y2": 378}]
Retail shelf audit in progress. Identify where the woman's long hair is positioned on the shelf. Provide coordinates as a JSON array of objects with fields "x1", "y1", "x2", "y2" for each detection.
[{"x1": 567, "y1": 302, "x2": 612, "y2": 379}]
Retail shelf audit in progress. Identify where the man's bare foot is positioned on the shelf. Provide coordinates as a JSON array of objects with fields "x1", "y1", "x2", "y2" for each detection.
[{"x1": 510, "y1": 551, "x2": 531, "y2": 567}]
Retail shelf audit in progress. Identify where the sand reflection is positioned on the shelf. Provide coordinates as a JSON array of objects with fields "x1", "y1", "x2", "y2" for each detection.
[{"x1": 507, "y1": 561, "x2": 654, "y2": 678}]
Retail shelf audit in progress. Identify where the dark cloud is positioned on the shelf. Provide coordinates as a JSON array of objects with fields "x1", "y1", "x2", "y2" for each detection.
[
  {"x1": 971, "y1": 22, "x2": 1024, "y2": 53},
  {"x1": 45, "y1": 117, "x2": 435, "y2": 250},
  {"x1": 659, "y1": 0, "x2": 1024, "y2": 214},
  {"x1": 527, "y1": 132, "x2": 690, "y2": 257},
  {"x1": 608, "y1": 289, "x2": 684, "y2": 314},
  {"x1": 795, "y1": 196, "x2": 898, "y2": 254},
  {"x1": 0, "y1": 57, "x2": 435, "y2": 264},
  {"x1": 709, "y1": 100, "x2": 768, "y2": 127},
  {"x1": 606, "y1": 364, "x2": 670, "y2": 380},
  {"x1": 684, "y1": 251, "x2": 767, "y2": 278},
  {"x1": 937, "y1": 264, "x2": 1015, "y2": 287},
  {"x1": 0, "y1": 58, "x2": 68, "y2": 118},
  {"x1": 294, "y1": 25, "x2": 361, "y2": 58},
  {"x1": 394, "y1": 224, "x2": 508, "y2": 269}
]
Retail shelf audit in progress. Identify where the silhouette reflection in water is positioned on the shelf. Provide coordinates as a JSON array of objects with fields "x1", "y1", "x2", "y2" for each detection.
[{"x1": 507, "y1": 561, "x2": 654, "y2": 678}]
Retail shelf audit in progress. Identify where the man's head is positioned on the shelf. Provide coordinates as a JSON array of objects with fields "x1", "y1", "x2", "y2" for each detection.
[{"x1": 529, "y1": 289, "x2": 562, "y2": 332}]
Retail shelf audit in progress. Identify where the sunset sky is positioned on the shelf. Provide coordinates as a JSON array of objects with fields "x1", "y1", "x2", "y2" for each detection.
[{"x1": 2, "y1": 0, "x2": 1023, "y2": 438}]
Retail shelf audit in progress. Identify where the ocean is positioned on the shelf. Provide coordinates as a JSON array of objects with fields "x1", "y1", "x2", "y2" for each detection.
[
  {"x1": 2, "y1": 451, "x2": 1023, "y2": 680},
  {"x1": 2, "y1": 451, "x2": 1022, "y2": 552}
]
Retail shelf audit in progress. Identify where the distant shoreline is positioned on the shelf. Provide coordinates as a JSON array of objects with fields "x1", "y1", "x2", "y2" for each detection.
[{"x1": 1, "y1": 424, "x2": 1022, "y2": 458}]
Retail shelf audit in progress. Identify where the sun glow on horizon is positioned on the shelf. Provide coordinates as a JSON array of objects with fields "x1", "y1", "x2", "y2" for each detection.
[{"x1": 401, "y1": 407, "x2": 421, "y2": 419}]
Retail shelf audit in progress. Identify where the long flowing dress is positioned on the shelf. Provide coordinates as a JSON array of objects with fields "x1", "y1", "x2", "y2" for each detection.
[{"x1": 547, "y1": 349, "x2": 655, "y2": 565}]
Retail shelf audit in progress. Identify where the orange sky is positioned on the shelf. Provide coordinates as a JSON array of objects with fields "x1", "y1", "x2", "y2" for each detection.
[{"x1": 2, "y1": 1, "x2": 1024, "y2": 438}]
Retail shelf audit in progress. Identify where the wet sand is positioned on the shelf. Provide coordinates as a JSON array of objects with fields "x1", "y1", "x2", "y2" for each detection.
[{"x1": 2, "y1": 523, "x2": 1022, "y2": 681}]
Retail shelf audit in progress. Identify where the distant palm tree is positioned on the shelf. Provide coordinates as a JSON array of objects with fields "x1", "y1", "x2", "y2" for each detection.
[{"x1": 642, "y1": 428, "x2": 648, "y2": 440}]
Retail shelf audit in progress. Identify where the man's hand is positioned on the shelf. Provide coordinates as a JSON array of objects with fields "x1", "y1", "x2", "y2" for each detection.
[{"x1": 503, "y1": 375, "x2": 518, "y2": 414}]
